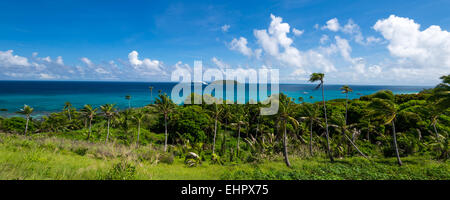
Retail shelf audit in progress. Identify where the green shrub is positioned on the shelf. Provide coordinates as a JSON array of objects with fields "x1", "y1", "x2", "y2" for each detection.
[
  {"x1": 72, "y1": 147, "x2": 89, "y2": 156},
  {"x1": 99, "y1": 161, "x2": 136, "y2": 180},
  {"x1": 159, "y1": 152, "x2": 174, "y2": 164}
]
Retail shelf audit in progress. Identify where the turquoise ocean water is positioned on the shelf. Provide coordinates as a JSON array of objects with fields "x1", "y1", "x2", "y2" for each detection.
[{"x1": 0, "y1": 81, "x2": 432, "y2": 117}]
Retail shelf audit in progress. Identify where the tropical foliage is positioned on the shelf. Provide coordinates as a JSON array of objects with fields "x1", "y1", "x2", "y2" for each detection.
[{"x1": 0, "y1": 74, "x2": 448, "y2": 177}]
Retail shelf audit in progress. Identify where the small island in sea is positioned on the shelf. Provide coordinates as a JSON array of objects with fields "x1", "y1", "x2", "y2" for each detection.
[{"x1": 210, "y1": 80, "x2": 240, "y2": 85}]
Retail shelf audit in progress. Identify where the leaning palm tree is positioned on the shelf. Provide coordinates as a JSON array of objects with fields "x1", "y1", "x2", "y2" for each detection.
[
  {"x1": 152, "y1": 93, "x2": 175, "y2": 152},
  {"x1": 132, "y1": 109, "x2": 147, "y2": 146},
  {"x1": 275, "y1": 94, "x2": 299, "y2": 167},
  {"x1": 125, "y1": 95, "x2": 132, "y2": 109},
  {"x1": 340, "y1": 85, "x2": 353, "y2": 125},
  {"x1": 64, "y1": 101, "x2": 72, "y2": 121},
  {"x1": 330, "y1": 112, "x2": 369, "y2": 159},
  {"x1": 18, "y1": 105, "x2": 34, "y2": 136},
  {"x1": 81, "y1": 104, "x2": 98, "y2": 140},
  {"x1": 100, "y1": 104, "x2": 117, "y2": 144},
  {"x1": 309, "y1": 73, "x2": 334, "y2": 162},
  {"x1": 369, "y1": 98, "x2": 402, "y2": 166}
]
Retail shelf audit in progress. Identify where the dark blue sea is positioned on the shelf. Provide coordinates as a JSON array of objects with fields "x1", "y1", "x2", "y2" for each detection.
[{"x1": 0, "y1": 81, "x2": 433, "y2": 117}]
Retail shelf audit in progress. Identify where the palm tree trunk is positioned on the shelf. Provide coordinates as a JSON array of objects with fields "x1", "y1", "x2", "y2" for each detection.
[
  {"x1": 256, "y1": 117, "x2": 260, "y2": 138},
  {"x1": 392, "y1": 121, "x2": 402, "y2": 166},
  {"x1": 87, "y1": 118, "x2": 92, "y2": 140},
  {"x1": 68, "y1": 110, "x2": 71, "y2": 121},
  {"x1": 25, "y1": 116, "x2": 30, "y2": 136},
  {"x1": 128, "y1": 100, "x2": 131, "y2": 109},
  {"x1": 237, "y1": 124, "x2": 241, "y2": 157},
  {"x1": 221, "y1": 120, "x2": 228, "y2": 156},
  {"x1": 345, "y1": 93, "x2": 348, "y2": 125},
  {"x1": 212, "y1": 116, "x2": 218, "y2": 154},
  {"x1": 309, "y1": 119, "x2": 313, "y2": 156},
  {"x1": 321, "y1": 84, "x2": 334, "y2": 162},
  {"x1": 137, "y1": 121, "x2": 141, "y2": 146},
  {"x1": 105, "y1": 118, "x2": 110, "y2": 144},
  {"x1": 342, "y1": 130, "x2": 369, "y2": 159},
  {"x1": 283, "y1": 122, "x2": 291, "y2": 167},
  {"x1": 164, "y1": 115, "x2": 168, "y2": 152}
]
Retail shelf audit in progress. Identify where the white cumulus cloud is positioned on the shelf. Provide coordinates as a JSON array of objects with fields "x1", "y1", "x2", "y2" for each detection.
[
  {"x1": 292, "y1": 28, "x2": 304, "y2": 36},
  {"x1": 322, "y1": 18, "x2": 340, "y2": 32},
  {"x1": 374, "y1": 14, "x2": 450, "y2": 68},
  {"x1": 128, "y1": 50, "x2": 164, "y2": 75},
  {"x1": 229, "y1": 37, "x2": 254, "y2": 57},
  {"x1": 0, "y1": 50, "x2": 31, "y2": 67}
]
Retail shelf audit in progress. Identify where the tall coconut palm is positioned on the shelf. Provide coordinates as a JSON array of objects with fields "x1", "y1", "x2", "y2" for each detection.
[
  {"x1": 275, "y1": 94, "x2": 299, "y2": 167},
  {"x1": 64, "y1": 101, "x2": 72, "y2": 121},
  {"x1": 116, "y1": 109, "x2": 133, "y2": 137},
  {"x1": 309, "y1": 73, "x2": 334, "y2": 162},
  {"x1": 125, "y1": 95, "x2": 132, "y2": 109},
  {"x1": 340, "y1": 85, "x2": 353, "y2": 125},
  {"x1": 100, "y1": 104, "x2": 117, "y2": 144},
  {"x1": 220, "y1": 102, "x2": 233, "y2": 156},
  {"x1": 132, "y1": 109, "x2": 147, "y2": 146},
  {"x1": 18, "y1": 105, "x2": 34, "y2": 136},
  {"x1": 301, "y1": 103, "x2": 320, "y2": 157},
  {"x1": 369, "y1": 98, "x2": 402, "y2": 166},
  {"x1": 233, "y1": 113, "x2": 247, "y2": 157},
  {"x1": 81, "y1": 104, "x2": 98, "y2": 140},
  {"x1": 149, "y1": 86, "x2": 154, "y2": 103},
  {"x1": 153, "y1": 93, "x2": 175, "y2": 152},
  {"x1": 208, "y1": 103, "x2": 223, "y2": 154}
]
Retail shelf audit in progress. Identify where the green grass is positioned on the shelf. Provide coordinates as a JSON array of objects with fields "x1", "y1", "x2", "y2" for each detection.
[{"x1": 0, "y1": 133, "x2": 448, "y2": 180}]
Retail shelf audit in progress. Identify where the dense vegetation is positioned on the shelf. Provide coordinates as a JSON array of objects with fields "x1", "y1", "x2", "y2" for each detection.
[{"x1": 0, "y1": 74, "x2": 449, "y2": 180}]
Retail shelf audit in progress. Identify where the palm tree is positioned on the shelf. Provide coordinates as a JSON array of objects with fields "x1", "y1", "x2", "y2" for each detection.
[
  {"x1": 18, "y1": 105, "x2": 34, "y2": 136},
  {"x1": 149, "y1": 86, "x2": 154, "y2": 103},
  {"x1": 275, "y1": 94, "x2": 299, "y2": 167},
  {"x1": 233, "y1": 114, "x2": 247, "y2": 157},
  {"x1": 429, "y1": 105, "x2": 442, "y2": 140},
  {"x1": 100, "y1": 104, "x2": 117, "y2": 144},
  {"x1": 330, "y1": 112, "x2": 369, "y2": 159},
  {"x1": 359, "y1": 114, "x2": 377, "y2": 142},
  {"x1": 208, "y1": 103, "x2": 222, "y2": 154},
  {"x1": 220, "y1": 102, "x2": 233, "y2": 156},
  {"x1": 132, "y1": 109, "x2": 147, "y2": 146},
  {"x1": 301, "y1": 103, "x2": 320, "y2": 156},
  {"x1": 81, "y1": 104, "x2": 98, "y2": 140},
  {"x1": 64, "y1": 101, "x2": 72, "y2": 121},
  {"x1": 369, "y1": 98, "x2": 402, "y2": 166},
  {"x1": 116, "y1": 109, "x2": 133, "y2": 137},
  {"x1": 152, "y1": 93, "x2": 175, "y2": 152},
  {"x1": 309, "y1": 73, "x2": 334, "y2": 162},
  {"x1": 340, "y1": 85, "x2": 353, "y2": 125},
  {"x1": 125, "y1": 95, "x2": 132, "y2": 109}
]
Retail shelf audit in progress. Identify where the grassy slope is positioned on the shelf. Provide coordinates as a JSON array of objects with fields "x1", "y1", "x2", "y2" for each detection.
[{"x1": 0, "y1": 133, "x2": 449, "y2": 180}]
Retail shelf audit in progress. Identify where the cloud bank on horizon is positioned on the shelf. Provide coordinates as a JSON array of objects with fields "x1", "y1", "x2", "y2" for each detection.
[{"x1": 0, "y1": 1, "x2": 449, "y2": 85}]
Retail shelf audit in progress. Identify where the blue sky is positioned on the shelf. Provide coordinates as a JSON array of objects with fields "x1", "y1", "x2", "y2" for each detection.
[{"x1": 1, "y1": 0, "x2": 449, "y2": 85}]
